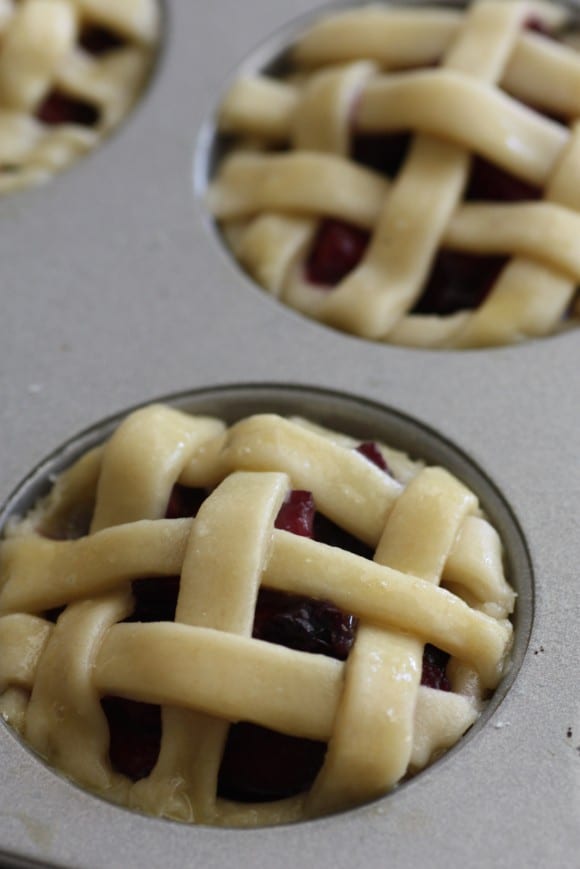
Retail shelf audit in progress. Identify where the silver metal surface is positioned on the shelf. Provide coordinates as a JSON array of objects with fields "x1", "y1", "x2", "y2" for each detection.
[{"x1": 0, "y1": 1, "x2": 579, "y2": 867}]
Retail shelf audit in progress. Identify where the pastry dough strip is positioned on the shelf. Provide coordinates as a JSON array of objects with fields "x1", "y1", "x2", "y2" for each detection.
[
  {"x1": 356, "y1": 70, "x2": 567, "y2": 187},
  {"x1": 0, "y1": 0, "x2": 77, "y2": 112},
  {"x1": 0, "y1": 519, "x2": 510, "y2": 688},
  {"x1": 207, "y1": 151, "x2": 389, "y2": 227},
  {"x1": 218, "y1": 72, "x2": 568, "y2": 189},
  {"x1": 306, "y1": 465, "x2": 477, "y2": 815},
  {"x1": 293, "y1": 5, "x2": 571, "y2": 107},
  {"x1": 182, "y1": 413, "x2": 403, "y2": 546},
  {"x1": 0, "y1": 519, "x2": 192, "y2": 613},
  {"x1": 0, "y1": 612, "x2": 477, "y2": 786},
  {"x1": 96, "y1": 622, "x2": 343, "y2": 742},
  {"x1": 450, "y1": 120, "x2": 580, "y2": 347},
  {"x1": 91, "y1": 404, "x2": 225, "y2": 532},
  {"x1": 212, "y1": 154, "x2": 580, "y2": 285},
  {"x1": 25, "y1": 592, "x2": 132, "y2": 791},
  {"x1": 143, "y1": 472, "x2": 289, "y2": 822},
  {"x1": 312, "y1": 1, "x2": 527, "y2": 339}
]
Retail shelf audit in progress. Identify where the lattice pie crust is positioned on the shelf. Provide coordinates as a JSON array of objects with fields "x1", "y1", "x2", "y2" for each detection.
[
  {"x1": 0, "y1": 405, "x2": 514, "y2": 826},
  {"x1": 0, "y1": 0, "x2": 158, "y2": 193},
  {"x1": 208, "y1": 0, "x2": 580, "y2": 349}
]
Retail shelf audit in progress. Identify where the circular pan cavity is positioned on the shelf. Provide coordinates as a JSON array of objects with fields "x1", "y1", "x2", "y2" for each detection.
[
  {"x1": 0, "y1": 383, "x2": 532, "y2": 829},
  {"x1": 197, "y1": 0, "x2": 580, "y2": 351},
  {"x1": 0, "y1": 0, "x2": 163, "y2": 197}
]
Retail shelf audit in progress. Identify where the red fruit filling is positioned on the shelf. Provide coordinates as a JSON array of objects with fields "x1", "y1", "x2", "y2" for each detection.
[
  {"x1": 274, "y1": 490, "x2": 315, "y2": 537},
  {"x1": 306, "y1": 219, "x2": 370, "y2": 286},
  {"x1": 36, "y1": 91, "x2": 100, "y2": 127},
  {"x1": 421, "y1": 644, "x2": 451, "y2": 692},
  {"x1": 356, "y1": 441, "x2": 391, "y2": 474}
]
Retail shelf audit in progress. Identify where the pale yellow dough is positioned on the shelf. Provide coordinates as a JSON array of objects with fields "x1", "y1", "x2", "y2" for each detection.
[
  {"x1": 0, "y1": 404, "x2": 515, "y2": 826},
  {"x1": 208, "y1": 0, "x2": 580, "y2": 348},
  {"x1": 0, "y1": 0, "x2": 159, "y2": 194}
]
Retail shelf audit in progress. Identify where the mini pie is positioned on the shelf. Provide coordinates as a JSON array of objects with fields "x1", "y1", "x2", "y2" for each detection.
[
  {"x1": 0, "y1": 404, "x2": 515, "y2": 827},
  {"x1": 0, "y1": 0, "x2": 159, "y2": 194},
  {"x1": 208, "y1": 0, "x2": 580, "y2": 349}
]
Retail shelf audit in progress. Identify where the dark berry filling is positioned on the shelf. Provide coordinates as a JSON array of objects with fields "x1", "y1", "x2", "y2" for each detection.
[
  {"x1": 352, "y1": 132, "x2": 411, "y2": 179},
  {"x1": 412, "y1": 250, "x2": 509, "y2": 316},
  {"x1": 253, "y1": 589, "x2": 357, "y2": 660},
  {"x1": 126, "y1": 576, "x2": 180, "y2": 624},
  {"x1": 312, "y1": 512, "x2": 374, "y2": 560},
  {"x1": 101, "y1": 696, "x2": 162, "y2": 781},
  {"x1": 218, "y1": 723, "x2": 326, "y2": 802},
  {"x1": 421, "y1": 644, "x2": 451, "y2": 692},
  {"x1": 306, "y1": 219, "x2": 369, "y2": 286},
  {"x1": 356, "y1": 441, "x2": 391, "y2": 474},
  {"x1": 165, "y1": 484, "x2": 207, "y2": 520},
  {"x1": 36, "y1": 91, "x2": 100, "y2": 127},
  {"x1": 79, "y1": 25, "x2": 126, "y2": 56},
  {"x1": 466, "y1": 156, "x2": 541, "y2": 203}
]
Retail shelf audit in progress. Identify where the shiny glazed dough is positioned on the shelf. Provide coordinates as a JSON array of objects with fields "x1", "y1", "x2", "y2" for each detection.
[{"x1": 0, "y1": 405, "x2": 515, "y2": 826}]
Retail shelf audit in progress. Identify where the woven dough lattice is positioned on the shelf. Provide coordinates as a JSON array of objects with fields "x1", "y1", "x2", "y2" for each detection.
[
  {"x1": 209, "y1": 0, "x2": 580, "y2": 349},
  {"x1": 0, "y1": 0, "x2": 158, "y2": 193},
  {"x1": 0, "y1": 406, "x2": 514, "y2": 826}
]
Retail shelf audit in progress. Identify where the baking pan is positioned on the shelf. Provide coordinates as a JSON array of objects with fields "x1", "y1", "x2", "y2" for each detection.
[{"x1": 0, "y1": 0, "x2": 579, "y2": 867}]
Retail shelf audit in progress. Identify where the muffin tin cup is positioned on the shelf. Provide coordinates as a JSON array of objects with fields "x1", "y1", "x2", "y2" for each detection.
[{"x1": 1, "y1": 0, "x2": 579, "y2": 866}]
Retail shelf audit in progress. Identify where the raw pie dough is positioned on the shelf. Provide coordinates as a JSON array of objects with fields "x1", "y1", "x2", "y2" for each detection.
[
  {"x1": 208, "y1": 0, "x2": 580, "y2": 348},
  {"x1": 0, "y1": 0, "x2": 159, "y2": 194},
  {"x1": 0, "y1": 405, "x2": 515, "y2": 826}
]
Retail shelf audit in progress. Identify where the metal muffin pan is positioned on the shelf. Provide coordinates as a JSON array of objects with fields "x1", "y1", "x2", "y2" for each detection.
[{"x1": 0, "y1": 0, "x2": 578, "y2": 866}]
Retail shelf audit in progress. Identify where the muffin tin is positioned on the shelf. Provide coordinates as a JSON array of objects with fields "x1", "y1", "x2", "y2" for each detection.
[{"x1": 0, "y1": 1, "x2": 579, "y2": 867}]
